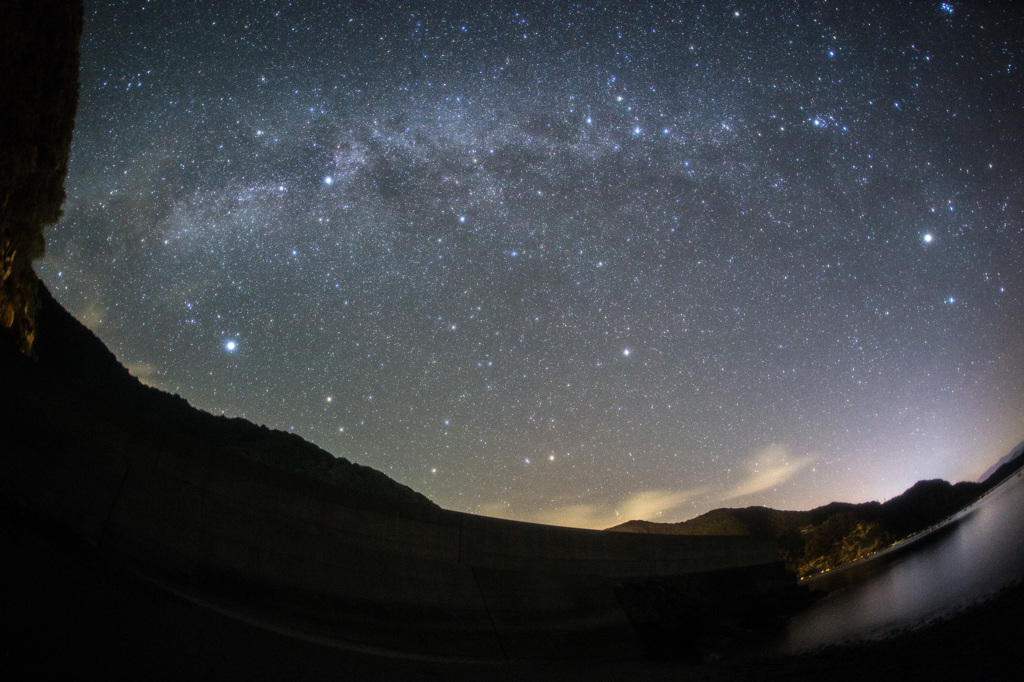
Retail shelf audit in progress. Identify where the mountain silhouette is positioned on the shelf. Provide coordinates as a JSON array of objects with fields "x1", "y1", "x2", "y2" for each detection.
[{"x1": 609, "y1": 454, "x2": 1024, "y2": 578}]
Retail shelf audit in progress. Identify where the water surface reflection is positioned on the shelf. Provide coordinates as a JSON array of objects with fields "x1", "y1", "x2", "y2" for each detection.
[{"x1": 783, "y1": 472, "x2": 1024, "y2": 652}]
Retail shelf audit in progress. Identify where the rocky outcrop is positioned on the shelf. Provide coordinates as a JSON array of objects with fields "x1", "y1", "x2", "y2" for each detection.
[{"x1": 0, "y1": 0, "x2": 83, "y2": 353}]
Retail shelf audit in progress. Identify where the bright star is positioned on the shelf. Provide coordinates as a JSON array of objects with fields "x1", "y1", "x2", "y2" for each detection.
[
  {"x1": 923, "y1": 233, "x2": 933, "y2": 243},
  {"x1": 622, "y1": 348, "x2": 630, "y2": 357},
  {"x1": 225, "y1": 340, "x2": 237, "y2": 351},
  {"x1": 323, "y1": 176, "x2": 333, "y2": 185}
]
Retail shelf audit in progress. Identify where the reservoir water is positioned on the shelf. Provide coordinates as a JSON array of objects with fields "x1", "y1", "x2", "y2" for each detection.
[{"x1": 781, "y1": 470, "x2": 1024, "y2": 652}]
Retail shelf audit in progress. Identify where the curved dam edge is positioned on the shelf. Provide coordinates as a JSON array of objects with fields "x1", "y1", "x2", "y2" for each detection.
[{"x1": 1, "y1": 293, "x2": 787, "y2": 662}]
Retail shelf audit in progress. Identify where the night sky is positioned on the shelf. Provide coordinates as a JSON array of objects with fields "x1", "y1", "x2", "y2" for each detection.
[{"x1": 42, "y1": 1, "x2": 1024, "y2": 528}]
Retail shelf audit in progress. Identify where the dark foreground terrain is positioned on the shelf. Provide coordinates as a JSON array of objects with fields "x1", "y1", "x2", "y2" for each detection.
[
  {"x1": 3, "y1": 487, "x2": 1022, "y2": 681},
  {"x1": 2, "y1": 2, "x2": 1022, "y2": 678},
  {"x1": 2, "y1": 294, "x2": 1022, "y2": 674}
]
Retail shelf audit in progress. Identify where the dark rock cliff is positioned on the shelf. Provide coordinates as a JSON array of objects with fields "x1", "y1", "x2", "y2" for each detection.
[{"x1": 0, "y1": 0, "x2": 83, "y2": 353}]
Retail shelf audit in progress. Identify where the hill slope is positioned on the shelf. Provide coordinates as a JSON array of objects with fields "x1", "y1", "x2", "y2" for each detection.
[
  {"x1": 3, "y1": 280, "x2": 438, "y2": 516},
  {"x1": 609, "y1": 466, "x2": 1022, "y2": 578},
  {"x1": 980, "y1": 440, "x2": 1024, "y2": 483}
]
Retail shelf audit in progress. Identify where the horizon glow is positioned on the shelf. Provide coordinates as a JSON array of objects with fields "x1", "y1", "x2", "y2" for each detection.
[{"x1": 41, "y1": 1, "x2": 1024, "y2": 528}]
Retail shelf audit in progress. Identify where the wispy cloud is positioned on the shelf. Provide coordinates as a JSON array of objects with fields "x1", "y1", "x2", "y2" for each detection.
[
  {"x1": 125, "y1": 362, "x2": 160, "y2": 387},
  {"x1": 529, "y1": 488, "x2": 704, "y2": 530},
  {"x1": 722, "y1": 445, "x2": 814, "y2": 501},
  {"x1": 473, "y1": 445, "x2": 814, "y2": 530}
]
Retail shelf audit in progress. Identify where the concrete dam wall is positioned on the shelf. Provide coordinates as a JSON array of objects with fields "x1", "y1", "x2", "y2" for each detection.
[
  {"x1": 2, "y1": 339, "x2": 783, "y2": 662},
  {"x1": 1, "y1": 5, "x2": 785, "y2": 663}
]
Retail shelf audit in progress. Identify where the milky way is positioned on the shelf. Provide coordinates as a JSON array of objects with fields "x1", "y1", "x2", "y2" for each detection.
[{"x1": 42, "y1": 1, "x2": 1024, "y2": 528}]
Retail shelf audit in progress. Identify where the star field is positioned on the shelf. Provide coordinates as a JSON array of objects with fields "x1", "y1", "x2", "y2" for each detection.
[{"x1": 42, "y1": 1, "x2": 1024, "y2": 528}]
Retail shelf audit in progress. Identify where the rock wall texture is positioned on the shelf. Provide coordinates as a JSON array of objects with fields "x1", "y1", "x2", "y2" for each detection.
[{"x1": 0, "y1": 0, "x2": 83, "y2": 353}]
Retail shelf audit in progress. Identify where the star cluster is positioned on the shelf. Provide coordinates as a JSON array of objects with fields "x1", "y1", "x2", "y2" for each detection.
[{"x1": 43, "y1": 1, "x2": 1024, "y2": 528}]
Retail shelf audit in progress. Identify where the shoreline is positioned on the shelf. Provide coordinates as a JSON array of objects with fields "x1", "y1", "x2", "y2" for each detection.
[{"x1": 801, "y1": 469, "x2": 1024, "y2": 590}]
